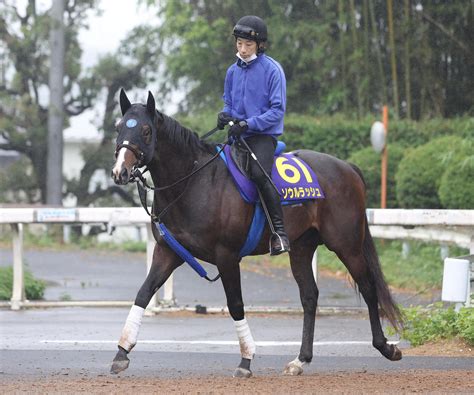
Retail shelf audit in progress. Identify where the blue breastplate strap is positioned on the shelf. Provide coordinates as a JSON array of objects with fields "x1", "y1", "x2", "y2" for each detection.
[
  {"x1": 239, "y1": 204, "x2": 265, "y2": 257},
  {"x1": 156, "y1": 222, "x2": 208, "y2": 278}
]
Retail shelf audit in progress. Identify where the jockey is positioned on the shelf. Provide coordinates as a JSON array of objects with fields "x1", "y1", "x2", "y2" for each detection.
[{"x1": 217, "y1": 15, "x2": 290, "y2": 255}]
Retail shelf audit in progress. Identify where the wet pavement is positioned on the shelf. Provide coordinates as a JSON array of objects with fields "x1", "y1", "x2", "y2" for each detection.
[
  {"x1": 0, "y1": 247, "x2": 436, "y2": 309},
  {"x1": 0, "y1": 248, "x2": 470, "y2": 381},
  {"x1": 1, "y1": 307, "x2": 472, "y2": 379}
]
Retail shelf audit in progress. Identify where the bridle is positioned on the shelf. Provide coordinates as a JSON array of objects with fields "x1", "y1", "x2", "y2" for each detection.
[{"x1": 114, "y1": 140, "x2": 146, "y2": 170}]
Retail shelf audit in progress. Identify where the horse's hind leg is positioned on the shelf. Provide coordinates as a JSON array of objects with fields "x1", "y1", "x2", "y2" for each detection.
[
  {"x1": 217, "y1": 252, "x2": 256, "y2": 378},
  {"x1": 338, "y1": 246, "x2": 402, "y2": 361},
  {"x1": 110, "y1": 244, "x2": 182, "y2": 374},
  {"x1": 284, "y1": 230, "x2": 319, "y2": 376}
]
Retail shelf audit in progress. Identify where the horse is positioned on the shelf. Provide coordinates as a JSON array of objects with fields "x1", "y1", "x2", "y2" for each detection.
[{"x1": 110, "y1": 89, "x2": 402, "y2": 377}]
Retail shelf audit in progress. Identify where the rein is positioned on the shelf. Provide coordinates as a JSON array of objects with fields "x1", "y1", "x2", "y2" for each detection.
[{"x1": 132, "y1": 142, "x2": 227, "y2": 193}]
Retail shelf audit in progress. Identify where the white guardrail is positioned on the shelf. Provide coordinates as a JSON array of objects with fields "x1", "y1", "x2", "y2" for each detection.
[{"x1": 0, "y1": 207, "x2": 473, "y2": 310}]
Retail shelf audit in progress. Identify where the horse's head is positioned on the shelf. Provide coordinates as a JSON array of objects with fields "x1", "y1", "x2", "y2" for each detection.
[{"x1": 111, "y1": 89, "x2": 159, "y2": 185}]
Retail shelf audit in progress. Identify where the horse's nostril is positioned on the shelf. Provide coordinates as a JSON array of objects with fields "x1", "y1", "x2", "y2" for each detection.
[{"x1": 120, "y1": 168, "x2": 129, "y2": 183}]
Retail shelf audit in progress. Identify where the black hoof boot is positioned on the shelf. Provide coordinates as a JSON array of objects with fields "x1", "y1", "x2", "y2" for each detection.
[{"x1": 110, "y1": 346, "x2": 130, "y2": 374}]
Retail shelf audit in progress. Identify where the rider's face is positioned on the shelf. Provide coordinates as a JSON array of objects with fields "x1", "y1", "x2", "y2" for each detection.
[{"x1": 236, "y1": 38, "x2": 257, "y2": 60}]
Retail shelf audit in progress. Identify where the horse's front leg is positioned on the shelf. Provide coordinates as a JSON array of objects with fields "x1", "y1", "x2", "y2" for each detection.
[
  {"x1": 284, "y1": 232, "x2": 319, "y2": 376},
  {"x1": 110, "y1": 243, "x2": 182, "y2": 374},
  {"x1": 218, "y1": 256, "x2": 256, "y2": 378}
]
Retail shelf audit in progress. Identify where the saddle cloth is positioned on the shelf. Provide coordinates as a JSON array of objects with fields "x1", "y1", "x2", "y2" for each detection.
[
  {"x1": 219, "y1": 141, "x2": 325, "y2": 204},
  {"x1": 219, "y1": 141, "x2": 325, "y2": 257}
]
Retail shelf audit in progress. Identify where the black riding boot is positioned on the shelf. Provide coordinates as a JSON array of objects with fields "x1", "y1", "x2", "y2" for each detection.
[{"x1": 258, "y1": 181, "x2": 290, "y2": 255}]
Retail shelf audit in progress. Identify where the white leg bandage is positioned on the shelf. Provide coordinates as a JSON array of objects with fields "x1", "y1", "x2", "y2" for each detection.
[
  {"x1": 118, "y1": 305, "x2": 145, "y2": 352},
  {"x1": 234, "y1": 318, "x2": 256, "y2": 360}
]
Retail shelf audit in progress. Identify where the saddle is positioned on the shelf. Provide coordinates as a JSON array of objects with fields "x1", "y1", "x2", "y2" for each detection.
[
  {"x1": 219, "y1": 141, "x2": 325, "y2": 204},
  {"x1": 218, "y1": 140, "x2": 324, "y2": 257}
]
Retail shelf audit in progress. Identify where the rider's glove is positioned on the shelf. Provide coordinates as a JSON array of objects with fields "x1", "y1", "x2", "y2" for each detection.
[
  {"x1": 217, "y1": 112, "x2": 234, "y2": 130},
  {"x1": 228, "y1": 120, "x2": 248, "y2": 139}
]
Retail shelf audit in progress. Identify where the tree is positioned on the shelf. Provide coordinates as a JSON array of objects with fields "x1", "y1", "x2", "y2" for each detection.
[
  {"x1": 65, "y1": 25, "x2": 163, "y2": 207},
  {"x1": 0, "y1": 0, "x2": 99, "y2": 203},
  {"x1": 143, "y1": 0, "x2": 472, "y2": 119}
]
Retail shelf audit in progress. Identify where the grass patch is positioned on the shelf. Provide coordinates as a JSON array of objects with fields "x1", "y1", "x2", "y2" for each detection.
[
  {"x1": 388, "y1": 303, "x2": 474, "y2": 346},
  {"x1": 258, "y1": 240, "x2": 467, "y2": 292},
  {"x1": 0, "y1": 266, "x2": 46, "y2": 300},
  {"x1": 317, "y1": 240, "x2": 467, "y2": 291}
]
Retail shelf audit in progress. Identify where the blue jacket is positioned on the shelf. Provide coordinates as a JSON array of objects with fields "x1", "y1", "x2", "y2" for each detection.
[{"x1": 222, "y1": 54, "x2": 286, "y2": 137}]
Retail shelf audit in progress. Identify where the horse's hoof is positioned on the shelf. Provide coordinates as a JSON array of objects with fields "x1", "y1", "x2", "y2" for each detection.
[
  {"x1": 389, "y1": 345, "x2": 402, "y2": 361},
  {"x1": 110, "y1": 352, "x2": 130, "y2": 374},
  {"x1": 283, "y1": 363, "x2": 303, "y2": 376},
  {"x1": 110, "y1": 358, "x2": 129, "y2": 374},
  {"x1": 233, "y1": 367, "x2": 252, "y2": 378},
  {"x1": 377, "y1": 343, "x2": 403, "y2": 361}
]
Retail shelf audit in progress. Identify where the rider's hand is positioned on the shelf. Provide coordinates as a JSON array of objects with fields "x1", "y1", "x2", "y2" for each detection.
[
  {"x1": 217, "y1": 112, "x2": 233, "y2": 130},
  {"x1": 228, "y1": 120, "x2": 248, "y2": 139}
]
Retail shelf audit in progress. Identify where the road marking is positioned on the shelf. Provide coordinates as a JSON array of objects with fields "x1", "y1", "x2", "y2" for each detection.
[{"x1": 40, "y1": 340, "x2": 399, "y2": 346}]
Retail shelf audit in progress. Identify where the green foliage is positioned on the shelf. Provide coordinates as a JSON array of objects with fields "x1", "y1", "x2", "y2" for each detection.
[
  {"x1": 283, "y1": 114, "x2": 371, "y2": 159},
  {"x1": 317, "y1": 240, "x2": 467, "y2": 291},
  {"x1": 456, "y1": 307, "x2": 474, "y2": 345},
  {"x1": 145, "y1": 0, "x2": 472, "y2": 118},
  {"x1": 0, "y1": 266, "x2": 45, "y2": 300},
  {"x1": 0, "y1": 0, "x2": 101, "y2": 203},
  {"x1": 395, "y1": 136, "x2": 466, "y2": 208},
  {"x1": 394, "y1": 304, "x2": 474, "y2": 347},
  {"x1": 438, "y1": 141, "x2": 474, "y2": 209},
  {"x1": 348, "y1": 144, "x2": 405, "y2": 208}
]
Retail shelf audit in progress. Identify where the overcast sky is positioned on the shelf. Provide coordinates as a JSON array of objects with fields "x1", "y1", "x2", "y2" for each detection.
[
  {"x1": 64, "y1": 0, "x2": 159, "y2": 141},
  {"x1": 21, "y1": 0, "x2": 153, "y2": 141}
]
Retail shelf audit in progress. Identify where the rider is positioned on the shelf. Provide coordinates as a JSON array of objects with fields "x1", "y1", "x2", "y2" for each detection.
[{"x1": 217, "y1": 15, "x2": 290, "y2": 255}]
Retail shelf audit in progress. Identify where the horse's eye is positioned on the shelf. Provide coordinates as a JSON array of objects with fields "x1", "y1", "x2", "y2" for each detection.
[
  {"x1": 115, "y1": 119, "x2": 122, "y2": 133},
  {"x1": 142, "y1": 125, "x2": 152, "y2": 145}
]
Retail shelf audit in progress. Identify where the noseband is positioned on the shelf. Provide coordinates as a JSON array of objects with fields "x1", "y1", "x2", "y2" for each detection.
[{"x1": 114, "y1": 140, "x2": 145, "y2": 167}]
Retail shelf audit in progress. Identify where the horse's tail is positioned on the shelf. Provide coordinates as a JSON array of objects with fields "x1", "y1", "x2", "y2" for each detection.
[
  {"x1": 363, "y1": 214, "x2": 403, "y2": 332},
  {"x1": 348, "y1": 162, "x2": 403, "y2": 331}
]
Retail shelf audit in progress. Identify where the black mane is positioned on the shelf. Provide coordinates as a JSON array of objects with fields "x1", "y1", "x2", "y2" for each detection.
[{"x1": 159, "y1": 113, "x2": 217, "y2": 155}]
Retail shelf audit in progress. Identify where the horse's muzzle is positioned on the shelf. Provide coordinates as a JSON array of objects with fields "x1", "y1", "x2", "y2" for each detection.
[{"x1": 111, "y1": 167, "x2": 130, "y2": 185}]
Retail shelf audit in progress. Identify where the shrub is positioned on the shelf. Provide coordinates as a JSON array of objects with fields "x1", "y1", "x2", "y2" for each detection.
[
  {"x1": 395, "y1": 136, "x2": 466, "y2": 208},
  {"x1": 394, "y1": 304, "x2": 474, "y2": 347},
  {"x1": 0, "y1": 266, "x2": 45, "y2": 300},
  {"x1": 284, "y1": 114, "x2": 372, "y2": 159},
  {"x1": 348, "y1": 144, "x2": 405, "y2": 208},
  {"x1": 438, "y1": 140, "x2": 474, "y2": 209}
]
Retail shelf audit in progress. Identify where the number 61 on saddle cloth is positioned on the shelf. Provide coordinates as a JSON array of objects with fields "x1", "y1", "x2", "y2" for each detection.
[{"x1": 219, "y1": 141, "x2": 325, "y2": 205}]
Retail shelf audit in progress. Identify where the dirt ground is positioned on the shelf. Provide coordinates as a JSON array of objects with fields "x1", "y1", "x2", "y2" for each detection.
[
  {"x1": 402, "y1": 338, "x2": 473, "y2": 357},
  {"x1": 2, "y1": 370, "x2": 473, "y2": 394},
  {"x1": 1, "y1": 339, "x2": 472, "y2": 393}
]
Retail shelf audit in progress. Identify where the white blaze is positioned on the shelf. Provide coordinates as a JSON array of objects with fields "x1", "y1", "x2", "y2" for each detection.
[{"x1": 112, "y1": 141, "x2": 129, "y2": 178}]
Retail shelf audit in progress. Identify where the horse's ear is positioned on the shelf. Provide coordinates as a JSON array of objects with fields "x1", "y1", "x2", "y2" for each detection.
[
  {"x1": 146, "y1": 91, "x2": 156, "y2": 117},
  {"x1": 120, "y1": 88, "x2": 132, "y2": 116}
]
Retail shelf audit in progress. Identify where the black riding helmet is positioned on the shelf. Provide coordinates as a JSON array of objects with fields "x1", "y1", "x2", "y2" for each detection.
[{"x1": 233, "y1": 15, "x2": 267, "y2": 44}]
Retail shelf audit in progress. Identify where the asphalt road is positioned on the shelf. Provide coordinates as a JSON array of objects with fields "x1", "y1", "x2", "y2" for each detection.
[
  {"x1": 2, "y1": 247, "x2": 467, "y2": 381},
  {"x1": 0, "y1": 247, "x2": 437, "y2": 308},
  {"x1": 1, "y1": 307, "x2": 472, "y2": 379}
]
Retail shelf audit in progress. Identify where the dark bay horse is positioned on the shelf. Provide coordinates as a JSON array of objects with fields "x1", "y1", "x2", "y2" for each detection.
[{"x1": 110, "y1": 90, "x2": 402, "y2": 377}]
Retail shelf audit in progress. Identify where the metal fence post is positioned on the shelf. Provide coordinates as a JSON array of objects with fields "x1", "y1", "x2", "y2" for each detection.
[{"x1": 10, "y1": 223, "x2": 25, "y2": 310}]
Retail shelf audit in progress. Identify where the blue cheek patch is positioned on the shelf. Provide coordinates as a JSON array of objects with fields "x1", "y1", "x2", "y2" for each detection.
[{"x1": 126, "y1": 119, "x2": 138, "y2": 128}]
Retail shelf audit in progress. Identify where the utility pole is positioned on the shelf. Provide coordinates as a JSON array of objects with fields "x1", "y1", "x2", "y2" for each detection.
[{"x1": 46, "y1": 0, "x2": 65, "y2": 205}]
